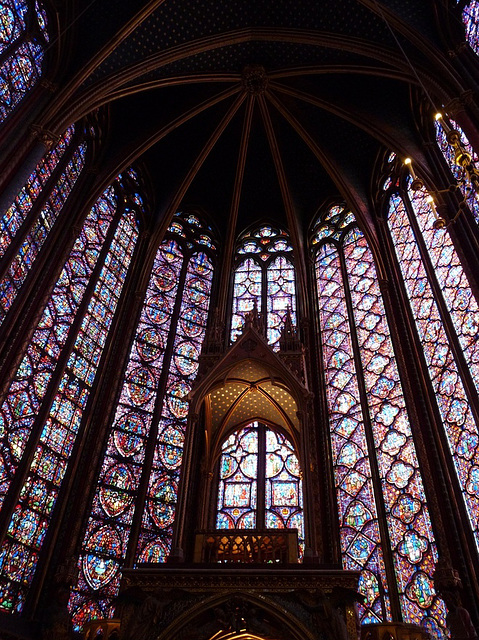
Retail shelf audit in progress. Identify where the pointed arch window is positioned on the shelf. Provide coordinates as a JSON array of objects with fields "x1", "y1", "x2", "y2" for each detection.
[
  {"x1": 0, "y1": 124, "x2": 87, "y2": 325},
  {"x1": 0, "y1": 171, "x2": 141, "y2": 613},
  {"x1": 313, "y1": 205, "x2": 446, "y2": 637},
  {"x1": 231, "y1": 225, "x2": 296, "y2": 349},
  {"x1": 70, "y1": 212, "x2": 216, "y2": 631},
  {"x1": 459, "y1": 0, "x2": 479, "y2": 54},
  {"x1": 215, "y1": 422, "x2": 304, "y2": 544},
  {"x1": 0, "y1": 0, "x2": 49, "y2": 122},
  {"x1": 387, "y1": 175, "x2": 479, "y2": 552},
  {"x1": 434, "y1": 114, "x2": 479, "y2": 223}
]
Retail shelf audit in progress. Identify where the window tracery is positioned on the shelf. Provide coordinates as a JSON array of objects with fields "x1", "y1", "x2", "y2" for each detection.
[
  {"x1": 0, "y1": 172, "x2": 141, "y2": 613},
  {"x1": 231, "y1": 225, "x2": 296, "y2": 349},
  {"x1": 387, "y1": 177, "x2": 479, "y2": 553},
  {"x1": 0, "y1": 125, "x2": 86, "y2": 326},
  {"x1": 0, "y1": 0, "x2": 49, "y2": 122},
  {"x1": 434, "y1": 115, "x2": 479, "y2": 224},
  {"x1": 314, "y1": 205, "x2": 447, "y2": 637},
  {"x1": 460, "y1": 0, "x2": 479, "y2": 54},
  {"x1": 215, "y1": 422, "x2": 304, "y2": 550},
  {"x1": 70, "y1": 212, "x2": 215, "y2": 630}
]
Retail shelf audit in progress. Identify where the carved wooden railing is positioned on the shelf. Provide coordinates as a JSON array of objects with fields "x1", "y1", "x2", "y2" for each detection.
[{"x1": 194, "y1": 528, "x2": 299, "y2": 563}]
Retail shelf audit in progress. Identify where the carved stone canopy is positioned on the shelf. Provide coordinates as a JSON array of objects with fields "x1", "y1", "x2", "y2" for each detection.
[{"x1": 119, "y1": 565, "x2": 361, "y2": 640}]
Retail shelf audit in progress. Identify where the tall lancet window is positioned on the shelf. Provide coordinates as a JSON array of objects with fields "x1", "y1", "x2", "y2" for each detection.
[
  {"x1": 434, "y1": 114, "x2": 479, "y2": 224},
  {"x1": 459, "y1": 0, "x2": 479, "y2": 54},
  {"x1": 70, "y1": 212, "x2": 215, "y2": 631},
  {"x1": 0, "y1": 0, "x2": 49, "y2": 122},
  {"x1": 0, "y1": 125, "x2": 87, "y2": 325},
  {"x1": 387, "y1": 174, "x2": 479, "y2": 553},
  {"x1": 215, "y1": 422, "x2": 304, "y2": 546},
  {"x1": 314, "y1": 204, "x2": 446, "y2": 637},
  {"x1": 0, "y1": 170, "x2": 141, "y2": 614},
  {"x1": 231, "y1": 225, "x2": 296, "y2": 349}
]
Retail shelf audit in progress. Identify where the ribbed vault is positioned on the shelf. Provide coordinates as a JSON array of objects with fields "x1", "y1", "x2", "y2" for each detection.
[{"x1": 20, "y1": 0, "x2": 466, "y2": 258}]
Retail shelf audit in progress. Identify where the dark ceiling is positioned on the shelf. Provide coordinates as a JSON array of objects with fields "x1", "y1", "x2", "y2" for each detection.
[{"x1": 43, "y1": 0, "x2": 467, "y2": 245}]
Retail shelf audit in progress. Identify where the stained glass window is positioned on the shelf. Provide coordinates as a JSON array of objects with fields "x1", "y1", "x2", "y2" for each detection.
[
  {"x1": 314, "y1": 204, "x2": 447, "y2": 637},
  {"x1": 0, "y1": 0, "x2": 49, "y2": 122},
  {"x1": 460, "y1": 1, "x2": 479, "y2": 54},
  {"x1": 388, "y1": 180, "x2": 479, "y2": 554},
  {"x1": 434, "y1": 115, "x2": 479, "y2": 223},
  {"x1": 70, "y1": 212, "x2": 215, "y2": 631},
  {"x1": 216, "y1": 422, "x2": 304, "y2": 550},
  {"x1": 0, "y1": 127, "x2": 86, "y2": 326},
  {"x1": 0, "y1": 173, "x2": 140, "y2": 614},
  {"x1": 231, "y1": 226, "x2": 296, "y2": 349}
]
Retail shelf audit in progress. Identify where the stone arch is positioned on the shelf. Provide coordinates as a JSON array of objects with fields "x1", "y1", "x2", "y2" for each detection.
[{"x1": 155, "y1": 590, "x2": 317, "y2": 640}]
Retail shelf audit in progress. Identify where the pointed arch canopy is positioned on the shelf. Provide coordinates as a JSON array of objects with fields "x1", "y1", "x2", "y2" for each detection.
[{"x1": 189, "y1": 326, "x2": 310, "y2": 462}]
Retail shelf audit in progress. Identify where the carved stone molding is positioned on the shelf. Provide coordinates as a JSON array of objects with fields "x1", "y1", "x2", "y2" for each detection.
[
  {"x1": 30, "y1": 124, "x2": 60, "y2": 149},
  {"x1": 119, "y1": 565, "x2": 360, "y2": 640}
]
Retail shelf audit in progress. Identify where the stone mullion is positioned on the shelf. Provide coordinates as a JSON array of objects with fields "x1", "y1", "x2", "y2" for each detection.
[
  {"x1": 257, "y1": 424, "x2": 266, "y2": 529},
  {"x1": 339, "y1": 242, "x2": 403, "y2": 622},
  {"x1": 123, "y1": 252, "x2": 190, "y2": 568},
  {"x1": 25, "y1": 227, "x2": 151, "y2": 617},
  {"x1": 376, "y1": 209, "x2": 479, "y2": 622},
  {"x1": 0, "y1": 201, "x2": 127, "y2": 549},
  {"x1": 0, "y1": 164, "x2": 96, "y2": 399},
  {"x1": 403, "y1": 188, "x2": 479, "y2": 425}
]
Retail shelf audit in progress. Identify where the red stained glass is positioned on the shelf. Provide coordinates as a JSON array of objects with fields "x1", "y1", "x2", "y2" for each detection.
[
  {"x1": 0, "y1": 177, "x2": 138, "y2": 614},
  {"x1": 0, "y1": 0, "x2": 49, "y2": 122},
  {"x1": 0, "y1": 142, "x2": 86, "y2": 325},
  {"x1": 389, "y1": 188, "x2": 479, "y2": 553},
  {"x1": 71, "y1": 213, "x2": 215, "y2": 630},
  {"x1": 232, "y1": 226, "x2": 296, "y2": 350},
  {"x1": 315, "y1": 205, "x2": 447, "y2": 634}
]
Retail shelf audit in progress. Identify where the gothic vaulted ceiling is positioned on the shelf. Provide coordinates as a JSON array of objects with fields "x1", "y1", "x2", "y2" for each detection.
[{"x1": 43, "y1": 0, "x2": 466, "y2": 243}]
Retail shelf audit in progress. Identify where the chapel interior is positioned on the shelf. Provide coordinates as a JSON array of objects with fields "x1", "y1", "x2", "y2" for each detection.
[{"x1": 1, "y1": 1, "x2": 479, "y2": 639}]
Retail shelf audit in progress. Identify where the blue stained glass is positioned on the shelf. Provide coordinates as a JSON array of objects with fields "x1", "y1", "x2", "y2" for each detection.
[
  {"x1": 461, "y1": 1, "x2": 479, "y2": 54},
  {"x1": 389, "y1": 191, "x2": 479, "y2": 554},
  {"x1": 216, "y1": 423, "x2": 304, "y2": 553},
  {"x1": 136, "y1": 248, "x2": 213, "y2": 562},
  {"x1": 315, "y1": 205, "x2": 447, "y2": 633},
  {"x1": 0, "y1": 142, "x2": 87, "y2": 326},
  {"x1": 71, "y1": 212, "x2": 215, "y2": 631},
  {"x1": 232, "y1": 225, "x2": 296, "y2": 347},
  {"x1": 0, "y1": 38, "x2": 44, "y2": 123},
  {"x1": 0, "y1": 177, "x2": 138, "y2": 614}
]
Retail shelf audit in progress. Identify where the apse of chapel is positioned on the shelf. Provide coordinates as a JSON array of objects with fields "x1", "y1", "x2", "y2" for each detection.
[{"x1": 21, "y1": 0, "x2": 464, "y2": 254}]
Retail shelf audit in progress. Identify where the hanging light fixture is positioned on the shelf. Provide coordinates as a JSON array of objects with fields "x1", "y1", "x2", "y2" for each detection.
[
  {"x1": 435, "y1": 112, "x2": 479, "y2": 191},
  {"x1": 372, "y1": 0, "x2": 478, "y2": 230},
  {"x1": 404, "y1": 158, "x2": 424, "y2": 191},
  {"x1": 427, "y1": 194, "x2": 447, "y2": 230}
]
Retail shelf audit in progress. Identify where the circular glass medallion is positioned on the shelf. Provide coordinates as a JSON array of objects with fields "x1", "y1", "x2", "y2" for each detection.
[
  {"x1": 174, "y1": 342, "x2": 199, "y2": 376},
  {"x1": 136, "y1": 327, "x2": 163, "y2": 363}
]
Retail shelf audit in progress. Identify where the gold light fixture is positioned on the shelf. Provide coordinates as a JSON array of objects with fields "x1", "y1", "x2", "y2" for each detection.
[
  {"x1": 426, "y1": 194, "x2": 447, "y2": 230},
  {"x1": 435, "y1": 112, "x2": 479, "y2": 191},
  {"x1": 404, "y1": 157, "x2": 424, "y2": 191}
]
